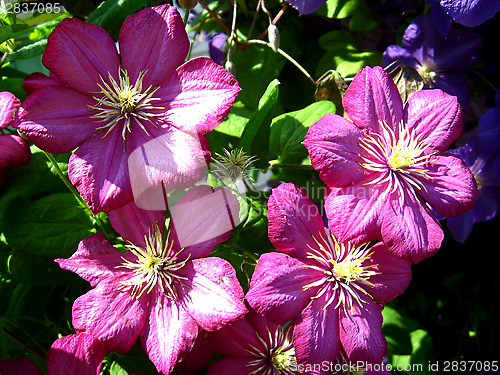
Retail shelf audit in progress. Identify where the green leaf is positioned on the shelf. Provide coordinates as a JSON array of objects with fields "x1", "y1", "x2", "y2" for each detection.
[
  {"x1": 0, "y1": 23, "x2": 33, "y2": 45},
  {"x1": 215, "y1": 101, "x2": 253, "y2": 138},
  {"x1": 86, "y1": 0, "x2": 150, "y2": 30},
  {"x1": 2, "y1": 193, "x2": 95, "y2": 258},
  {"x1": 237, "y1": 79, "x2": 280, "y2": 169},
  {"x1": 382, "y1": 305, "x2": 414, "y2": 355},
  {"x1": 317, "y1": 0, "x2": 379, "y2": 31},
  {"x1": 269, "y1": 101, "x2": 336, "y2": 163},
  {"x1": 5, "y1": 38, "x2": 47, "y2": 62}
]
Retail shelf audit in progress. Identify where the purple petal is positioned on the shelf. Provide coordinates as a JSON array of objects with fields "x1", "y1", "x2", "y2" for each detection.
[
  {"x1": 177, "y1": 257, "x2": 246, "y2": 331},
  {"x1": 119, "y1": 4, "x2": 189, "y2": 88},
  {"x1": 343, "y1": 66, "x2": 403, "y2": 134},
  {"x1": 157, "y1": 57, "x2": 240, "y2": 135},
  {"x1": 339, "y1": 301, "x2": 386, "y2": 364},
  {"x1": 0, "y1": 358, "x2": 43, "y2": 375},
  {"x1": 207, "y1": 358, "x2": 260, "y2": 375},
  {"x1": 304, "y1": 114, "x2": 369, "y2": 187},
  {"x1": 440, "y1": 0, "x2": 500, "y2": 27},
  {"x1": 72, "y1": 278, "x2": 150, "y2": 353},
  {"x1": 42, "y1": 18, "x2": 120, "y2": 94},
  {"x1": 246, "y1": 252, "x2": 323, "y2": 324},
  {"x1": 0, "y1": 134, "x2": 31, "y2": 169},
  {"x1": 267, "y1": 183, "x2": 329, "y2": 260},
  {"x1": 141, "y1": 298, "x2": 198, "y2": 375},
  {"x1": 177, "y1": 331, "x2": 214, "y2": 371},
  {"x1": 382, "y1": 45, "x2": 419, "y2": 70},
  {"x1": 14, "y1": 85, "x2": 99, "y2": 154},
  {"x1": 56, "y1": 233, "x2": 128, "y2": 287},
  {"x1": 417, "y1": 154, "x2": 478, "y2": 217},
  {"x1": 22, "y1": 72, "x2": 61, "y2": 95},
  {"x1": 293, "y1": 293, "x2": 339, "y2": 365},
  {"x1": 286, "y1": 0, "x2": 326, "y2": 15},
  {"x1": 0, "y1": 91, "x2": 20, "y2": 128},
  {"x1": 47, "y1": 333, "x2": 107, "y2": 375},
  {"x1": 446, "y1": 210, "x2": 474, "y2": 243}
]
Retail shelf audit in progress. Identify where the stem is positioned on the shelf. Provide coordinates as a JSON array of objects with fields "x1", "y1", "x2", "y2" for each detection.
[
  {"x1": 247, "y1": 39, "x2": 316, "y2": 86},
  {"x1": 2, "y1": 328, "x2": 46, "y2": 359},
  {"x1": 198, "y1": 0, "x2": 241, "y2": 47},
  {"x1": 183, "y1": 8, "x2": 190, "y2": 27},
  {"x1": 269, "y1": 161, "x2": 315, "y2": 170}
]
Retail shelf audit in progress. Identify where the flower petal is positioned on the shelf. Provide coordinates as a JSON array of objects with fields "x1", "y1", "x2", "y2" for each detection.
[
  {"x1": 207, "y1": 358, "x2": 260, "y2": 375},
  {"x1": 267, "y1": 183, "x2": 327, "y2": 260},
  {"x1": 343, "y1": 66, "x2": 403, "y2": 133},
  {"x1": 14, "y1": 85, "x2": 99, "y2": 154},
  {"x1": 246, "y1": 252, "x2": 323, "y2": 324},
  {"x1": 339, "y1": 300, "x2": 386, "y2": 364},
  {"x1": 0, "y1": 134, "x2": 31, "y2": 169},
  {"x1": 157, "y1": 57, "x2": 240, "y2": 135},
  {"x1": 72, "y1": 278, "x2": 150, "y2": 353},
  {"x1": 0, "y1": 358, "x2": 43, "y2": 375},
  {"x1": 47, "y1": 333, "x2": 107, "y2": 375},
  {"x1": 119, "y1": 4, "x2": 189, "y2": 87},
  {"x1": 0, "y1": 91, "x2": 19, "y2": 128},
  {"x1": 22, "y1": 72, "x2": 61, "y2": 95},
  {"x1": 178, "y1": 257, "x2": 246, "y2": 331},
  {"x1": 292, "y1": 293, "x2": 340, "y2": 365},
  {"x1": 141, "y1": 297, "x2": 198, "y2": 375},
  {"x1": 417, "y1": 154, "x2": 479, "y2": 217},
  {"x1": 42, "y1": 18, "x2": 120, "y2": 94},
  {"x1": 404, "y1": 89, "x2": 462, "y2": 153},
  {"x1": 304, "y1": 114, "x2": 369, "y2": 187}
]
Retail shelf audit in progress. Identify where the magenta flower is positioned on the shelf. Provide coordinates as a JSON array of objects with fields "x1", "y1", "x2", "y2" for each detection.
[
  {"x1": 0, "y1": 358, "x2": 43, "y2": 375},
  {"x1": 246, "y1": 183, "x2": 412, "y2": 367},
  {"x1": 303, "y1": 66, "x2": 478, "y2": 263},
  {"x1": 208, "y1": 305, "x2": 300, "y2": 375},
  {"x1": 0, "y1": 91, "x2": 31, "y2": 186},
  {"x1": 13, "y1": 4, "x2": 240, "y2": 213},
  {"x1": 56, "y1": 185, "x2": 246, "y2": 374}
]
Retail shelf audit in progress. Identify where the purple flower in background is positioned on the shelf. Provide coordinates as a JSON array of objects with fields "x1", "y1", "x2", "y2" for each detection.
[
  {"x1": 382, "y1": 14, "x2": 481, "y2": 107},
  {"x1": 445, "y1": 136, "x2": 500, "y2": 242},
  {"x1": 286, "y1": 0, "x2": 327, "y2": 15},
  {"x1": 208, "y1": 33, "x2": 227, "y2": 65},
  {"x1": 426, "y1": 0, "x2": 500, "y2": 35}
]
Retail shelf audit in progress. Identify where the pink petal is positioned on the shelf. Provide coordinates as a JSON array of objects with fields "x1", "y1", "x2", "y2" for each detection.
[
  {"x1": 42, "y1": 18, "x2": 120, "y2": 94},
  {"x1": 127, "y1": 127, "x2": 210, "y2": 211},
  {"x1": 140, "y1": 297, "x2": 198, "y2": 375},
  {"x1": 56, "y1": 233, "x2": 128, "y2": 287},
  {"x1": 22, "y1": 72, "x2": 61, "y2": 95},
  {"x1": 246, "y1": 252, "x2": 323, "y2": 324},
  {"x1": 72, "y1": 278, "x2": 150, "y2": 353},
  {"x1": 0, "y1": 91, "x2": 20, "y2": 128},
  {"x1": 207, "y1": 358, "x2": 260, "y2": 375},
  {"x1": 47, "y1": 333, "x2": 107, "y2": 375},
  {"x1": 325, "y1": 178, "x2": 385, "y2": 245},
  {"x1": 14, "y1": 85, "x2": 99, "y2": 154},
  {"x1": 404, "y1": 89, "x2": 462, "y2": 153},
  {"x1": 0, "y1": 134, "x2": 31, "y2": 169},
  {"x1": 343, "y1": 66, "x2": 403, "y2": 133},
  {"x1": 304, "y1": 114, "x2": 369, "y2": 187},
  {"x1": 178, "y1": 257, "x2": 246, "y2": 331},
  {"x1": 171, "y1": 185, "x2": 240, "y2": 259},
  {"x1": 157, "y1": 57, "x2": 240, "y2": 135},
  {"x1": 177, "y1": 330, "x2": 214, "y2": 371},
  {"x1": 267, "y1": 183, "x2": 327, "y2": 260},
  {"x1": 339, "y1": 301, "x2": 386, "y2": 364},
  {"x1": 362, "y1": 242, "x2": 412, "y2": 303},
  {"x1": 119, "y1": 4, "x2": 189, "y2": 88},
  {"x1": 292, "y1": 292, "x2": 340, "y2": 365},
  {"x1": 380, "y1": 188, "x2": 443, "y2": 263},
  {"x1": 417, "y1": 154, "x2": 479, "y2": 217},
  {"x1": 0, "y1": 358, "x2": 43, "y2": 375}
]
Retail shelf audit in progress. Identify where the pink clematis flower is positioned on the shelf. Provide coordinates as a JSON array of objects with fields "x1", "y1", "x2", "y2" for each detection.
[
  {"x1": 13, "y1": 4, "x2": 240, "y2": 213},
  {"x1": 208, "y1": 305, "x2": 301, "y2": 375},
  {"x1": 0, "y1": 358, "x2": 43, "y2": 375},
  {"x1": 246, "y1": 183, "x2": 412, "y2": 369},
  {"x1": 56, "y1": 185, "x2": 246, "y2": 374},
  {"x1": 303, "y1": 66, "x2": 478, "y2": 263},
  {"x1": 0, "y1": 91, "x2": 31, "y2": 186}
]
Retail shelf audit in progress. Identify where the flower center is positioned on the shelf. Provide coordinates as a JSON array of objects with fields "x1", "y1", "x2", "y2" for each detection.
[
  {"x1": 118, "y1": 226, "x2": 189, "y2": 299},
  {"x1": 270, "y1": 348, "x2": 296, "y2": 371},
  {"x1": 329, "y1": 256, "x2": 366, "y2": 284},
  {"x1": 89, "y1": 69, "x2": 164, "y2": 141},
  {"x1": 387, "y1": 135, "x2": 423, "y2": 170},
  {"x1": 418, "y1": 64, "x2": 438, "y2": 87}
]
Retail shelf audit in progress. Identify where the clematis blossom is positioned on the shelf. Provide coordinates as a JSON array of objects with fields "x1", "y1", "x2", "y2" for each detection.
[
  {"x1": 0, "y1": 91, "x2": 31, "y2": 186},
  {"x1": 13, "y1": 4, "x2": 240, "y2": 213},
  {"x1": 304, "y1": 66, "x2": 478, "y2": 263},
  {"x1": 286, "y1": 0, "x2": 327, "y2": 15},
  {"x1": 56, "y1": 185, "x2": 246, "y2": 374},
  {"x1": 246, "y1": 183, "x2": 412, "y2": 369}
]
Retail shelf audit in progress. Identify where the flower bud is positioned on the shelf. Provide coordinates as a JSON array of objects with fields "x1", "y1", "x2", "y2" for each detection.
[
  {"x1": 178, "y1": 0, "x2": 198, "y2": 11},
  {"x1": 268, "y1": 24, "x2": 280, "y2": 52}
]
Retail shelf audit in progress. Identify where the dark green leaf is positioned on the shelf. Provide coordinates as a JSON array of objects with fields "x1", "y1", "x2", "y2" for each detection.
[{"x1": 86, "y1": 0, "x2": 151, "y2": 31}]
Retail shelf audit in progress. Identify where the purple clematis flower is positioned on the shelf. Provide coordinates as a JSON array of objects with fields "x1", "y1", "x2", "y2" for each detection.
[
  {"x1": 0, "y1": 358, "x2": 43, "y2": 375},
  {"x1": 246, "y1": 183, "x2": 412, "y2": 369},
  {"x1": 303, "y1": 66, "x2": 478, "y2": 263},
  {"x1": 426, "y1": 0, "x2": 500, "y2": 35},
  {"x1": 56, "y1": 185, "x2": 246, "y2": 374},
  {"x1": 0, "y1": 91, "x2": 31, "y2": 186},
  {"x1": 13, "y1": 4, "x2": 240, "y2": 214},
  {"x1": 286, "y1": 0, "x2": 327, "y2": 15},
  {"x1": 208, "y1": 305, "x2": 301, "y2": 375},
  {"x1": 382, "y1": 14, "x2": 482, "y2": 108}
]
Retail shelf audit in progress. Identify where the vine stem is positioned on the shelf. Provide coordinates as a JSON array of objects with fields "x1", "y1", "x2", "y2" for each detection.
[{"x1": 247, "y1": 39, "x2": 316, "y2": 86}]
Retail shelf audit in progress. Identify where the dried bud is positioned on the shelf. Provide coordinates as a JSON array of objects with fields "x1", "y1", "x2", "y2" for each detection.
[
  {"x1": 386, "y1": 62, "x2": 424, "y2": 104},
  {"x1": 268, "y1": 24, "x2": 280, "y2": 52},
  {"x1": 224, "y1": 60, "x2": 235, "y2": 75},
  {"x1": 315, "y1": 70, "x2": 348, "y2": 115},
  {"x1": 178, "y1": 0, "x2": 198, "y2": 11}
]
